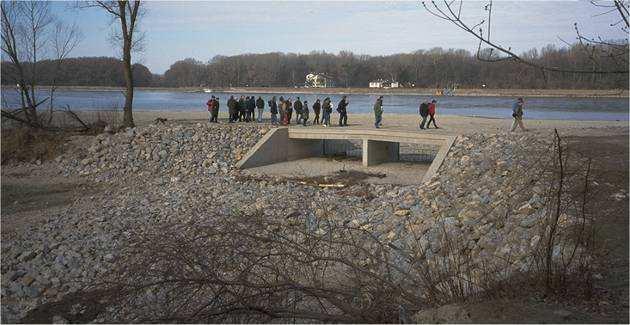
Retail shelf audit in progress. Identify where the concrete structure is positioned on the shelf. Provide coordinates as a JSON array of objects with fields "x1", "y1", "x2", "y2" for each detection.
[{"x1": 236, "y1": 128, "x2": 456, "y2": 183}]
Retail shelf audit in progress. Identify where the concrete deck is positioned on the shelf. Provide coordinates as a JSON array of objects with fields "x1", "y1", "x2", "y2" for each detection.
[{"x1": 236, "y1": 127, "x2": 457, "y2": 184}]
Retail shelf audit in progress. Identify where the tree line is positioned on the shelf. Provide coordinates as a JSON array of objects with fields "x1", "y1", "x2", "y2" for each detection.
[
  {"x1": 2, "y1": 43, "x2": 627, "y2": 90},
  {"x1": 1, "y1": 57, "x2": 154, "y2": 88}
]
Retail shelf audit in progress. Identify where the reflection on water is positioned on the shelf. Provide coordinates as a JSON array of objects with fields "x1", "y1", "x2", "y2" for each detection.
[{"x1": 1, "y1": 88, "x2": 628, "y2": 121}]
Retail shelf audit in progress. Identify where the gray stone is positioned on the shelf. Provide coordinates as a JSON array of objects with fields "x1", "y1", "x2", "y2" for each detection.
[
  {"x1": 19, "y1": 250, "x2": 37, "y2": 262},
  {"x1": 52, "y1": 315, "x2": 69, "y2": 324},
  {"x1": 553, "y1": 309, "x2": 572, "y2": 319},
  {"x1": 412, "y1": 304, "x2": 472, "y2": 323},
  {"x1": 520, "y1": 215, "x2": 539, "y2": 228},
  {"x1": 23, "y1": 286, "x2": 41, "y2": 298}
]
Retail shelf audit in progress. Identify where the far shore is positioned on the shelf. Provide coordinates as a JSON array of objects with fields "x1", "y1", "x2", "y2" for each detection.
[{"x1": 3, "y1": 85, "x2": 628, "y2": 98}]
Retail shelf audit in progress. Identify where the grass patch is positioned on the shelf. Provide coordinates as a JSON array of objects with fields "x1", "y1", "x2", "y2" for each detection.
[{"x1": 1, "y1": 128, "x2": 67, "y2": 164}]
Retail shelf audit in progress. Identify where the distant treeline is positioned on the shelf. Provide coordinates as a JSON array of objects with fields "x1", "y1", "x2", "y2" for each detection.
[
  {"x1": 1, "y1": 57, "x2": 155, "y2": 88},
  {"x1": 2, "y1": 44, "x2": 627, "y2": 89}
]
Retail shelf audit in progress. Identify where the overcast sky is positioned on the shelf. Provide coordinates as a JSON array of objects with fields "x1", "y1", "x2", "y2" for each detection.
[{"x1": 55, "y1": 1, "x2": 627, "y2": 74}]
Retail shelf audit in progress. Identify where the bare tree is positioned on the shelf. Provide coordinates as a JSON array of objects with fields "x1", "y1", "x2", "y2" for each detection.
[
  {"x1": 421, "y1": 0, "x2": 629, "y2": 76},
  {"x1": 2, "y1": 1, "x2": 51, "y2": 126},
  {"x1": 47, "y1": 21, "x2": 81, "y2": 125},
  {"x1": 84, "y1": 1, "x2": 143, "y2": 128}
]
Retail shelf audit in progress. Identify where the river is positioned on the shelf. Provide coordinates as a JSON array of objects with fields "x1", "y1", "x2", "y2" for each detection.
[{"x1": 1, "y1": 88, "x2": 628, "y2": 121}]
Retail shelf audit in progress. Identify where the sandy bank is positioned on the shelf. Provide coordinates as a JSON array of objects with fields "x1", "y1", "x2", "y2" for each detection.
[{"x1": 129, "y1": 111, "x2": 629, "y2": 137}]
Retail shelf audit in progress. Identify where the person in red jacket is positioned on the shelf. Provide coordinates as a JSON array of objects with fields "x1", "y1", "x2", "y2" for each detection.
[{"x1": 426, "y1": 99, "x2": 439, "y2": 129}]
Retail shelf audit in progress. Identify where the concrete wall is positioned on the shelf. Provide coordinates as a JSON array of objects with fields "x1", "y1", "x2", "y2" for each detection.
[
  {"x1": 237, "y1": 128, "x2": 325, "y2": 168},
  {"x1": 238, "y1": 128, "x2": 456, "y2": 185},
  {"x1": 287, "y1": 139, "x2": 324, "y2": 161},
  {"x1": 322, "y1": 139, "x2": 359, "y2": 156},
  {"x1": 362, "y1": 140, "x2": 400, "y2": 166},
  {"x1": 236, "y1": 128, "x2": 289, "y2": 169}
]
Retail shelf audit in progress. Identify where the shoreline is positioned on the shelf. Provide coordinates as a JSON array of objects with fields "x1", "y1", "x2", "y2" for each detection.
[
  {"x1": 3, "y1": 85, "x2": 628, "y2": 98},
  {"x1": 122, "y1": 111, "x2": 629, "y2": 136}
]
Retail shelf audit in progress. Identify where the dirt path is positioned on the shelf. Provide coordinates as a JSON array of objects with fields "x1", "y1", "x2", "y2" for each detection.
[{"x1": 1, "y1": 165, "x2": 100, "y2": 240}]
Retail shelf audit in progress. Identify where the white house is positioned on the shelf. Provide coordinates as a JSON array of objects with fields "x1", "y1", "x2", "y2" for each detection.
[
  {"x1": 305, "y1": 73, "x2": 336, "y2": 88},
  {"x1": 369, "y1": 79, "x2": 385, "y2": 88},
  {"x1": 369, "y1": 79, "x2": 399, "y2": 88}
]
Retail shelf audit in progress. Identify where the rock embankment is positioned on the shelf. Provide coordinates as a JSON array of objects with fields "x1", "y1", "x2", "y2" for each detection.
[
  {"x1": 57, "y1": 123, "x2": 269, "y2": 181},
  {"x1": 1, "y1": 123, "x2": 587, "y2": 322}
]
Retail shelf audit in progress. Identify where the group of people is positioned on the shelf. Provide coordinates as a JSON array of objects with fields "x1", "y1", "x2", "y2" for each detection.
[
  {"x1": 207, "y1": 94, "x2": 527, "y2": 132},
  {"x1": 207, "y1": 94, "x2": 351, "y2": 127},
  {"x1": 372, "y1": 96, "x2": 440, "y2": 129}
]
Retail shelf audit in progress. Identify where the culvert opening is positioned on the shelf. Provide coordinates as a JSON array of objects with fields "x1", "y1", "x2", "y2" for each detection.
[{"x1": 236, "y1": 128, "x2": 455, "y2": 185}]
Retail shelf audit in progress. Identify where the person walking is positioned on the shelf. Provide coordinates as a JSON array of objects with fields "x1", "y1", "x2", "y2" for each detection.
[
  {"x1": 293, "y1": 97, "x2": 303, "y2": 124},
  {"x1": 228, "y1": 95, "x2": 237, "y2": 123},
  {"x1": 510, "y1": 97, "x2": 527, "y2": 132},
  {"x1": 206, "y1": 96, "x2": 216, "y2": 123},
  {"x1": 301, "y1": 100, "x2": 310, "y2": 126},
  {"x1": 337, "y1": 95, "x2": 349, "y2": 127},
  {"x1": 238, "y1": 96, "x2": 246, "y2": 122},
  {"x1": 312, "y1": 99, "x2": 321, "y2": 125},
  {"x1": 269, "y1": 96, "x2": 278, "y2": 125},
  {"x1": 373, "y1": 96, "x2": 383, "y2": 128},
  {"x1": 426, "y1": 99, "x2": 439, "y2": 129},
  {"x1": 212, "y1": 97, "x2": 220, "y2": 123},
  {"x1": 419, "y1": 101, "x2": 429, "y2": 129},
  {"x1": 247, "y1": 96, "x2": 256, "y2": 122},
  {"x1": 279, "y1": 96, "x2": 287, "y2": 125},
  {"x1": 286, "y1": 98, "x2": 293, "y2": 124},
  {"x1": 256, "y1": 96, "x2": 265, "y2": 122},
  {"x1": 322, "y1": 97, "x2": 332, "y2": 127}
]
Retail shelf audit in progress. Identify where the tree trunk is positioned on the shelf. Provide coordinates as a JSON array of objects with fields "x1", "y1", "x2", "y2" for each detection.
[{"x1": 122, "y1": 48, "x2": 135, "y2": 128}]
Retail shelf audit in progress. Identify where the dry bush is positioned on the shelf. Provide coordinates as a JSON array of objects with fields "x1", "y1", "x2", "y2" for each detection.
[
  {"x1": 1, "y1": 128, "x2": 67, "y2": 164},
  {"x1": 529, "y1": 130, "x2": 600, "y2": 297}
]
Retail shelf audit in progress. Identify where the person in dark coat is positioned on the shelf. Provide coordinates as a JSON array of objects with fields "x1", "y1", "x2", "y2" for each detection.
[
  {"x1": 373, "y1": 96, "x2": 383, "y2": 128},
  {"x1": 337, "y1": 95, "x2": 349, "y2": 127},
  {"x1": 301, "y1": 100, "x2": 310, "y2": 126},
  {"x1": 419, "y1": 101, "x2": 430, "y2": 129},
  {"x1": 322, "y1": 97, "x2": 332, "y2": 127},
  {"x1": 212, "y1": 97, "x2": 220, "y2": 123},
  {"x1": 293, "y1": 97, "x2": 303, "y2": 124},
  {"x1": 256, "y1": 96, "x2": 265, "y2": 122},
  {"x1": 312, "y1": 99, "x2": 321, "y2": 125},
  {"x1": 247, "y1": 96, "x2": 256, "y2": 122},
  {"x1": 227, "y1": 96, "x2": 237, "y2": 123},
  {"x1": 269, "y1": 96, "x2": 278, "y2": 125},
  {"x1": 238, "y1": 96, "x2": 246, "y2": 122}
]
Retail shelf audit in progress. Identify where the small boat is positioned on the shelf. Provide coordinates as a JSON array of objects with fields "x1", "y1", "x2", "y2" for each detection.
[{"x1": 203, "y1": 88, "x2": 213, "y2": 93}]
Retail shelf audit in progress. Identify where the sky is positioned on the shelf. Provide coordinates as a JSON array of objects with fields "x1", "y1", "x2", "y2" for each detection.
[{"x1": 52, "y1": 1, "x2": 628, "y2": 74}]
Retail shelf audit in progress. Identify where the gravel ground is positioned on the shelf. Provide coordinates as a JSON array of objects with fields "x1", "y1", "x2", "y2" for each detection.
[{"x1": 1, "y1": 119, "x2": 627, "y2": 323}]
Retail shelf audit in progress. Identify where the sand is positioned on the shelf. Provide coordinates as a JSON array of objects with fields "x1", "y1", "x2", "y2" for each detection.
[{"x1": 129, "y1": 111, "x2": 629, "y2": 137}]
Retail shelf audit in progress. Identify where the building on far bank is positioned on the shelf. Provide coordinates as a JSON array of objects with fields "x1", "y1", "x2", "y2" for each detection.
[
  {"x1": 305, "y1": 73, "x2": 336, "y2": 88},
  {"x1": 369, "y1": 79, "x2": 400, "y2": 88}
]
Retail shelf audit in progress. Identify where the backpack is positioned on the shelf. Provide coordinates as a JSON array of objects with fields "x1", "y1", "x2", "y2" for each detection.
[{"x1": 419, "y1": 103, "x2": 429, "y2": 116}]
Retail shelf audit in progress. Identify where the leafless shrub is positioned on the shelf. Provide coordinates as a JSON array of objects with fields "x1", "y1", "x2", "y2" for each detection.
[{"x1": 531, "y1": 129, "x2": 599, "y2": 296}]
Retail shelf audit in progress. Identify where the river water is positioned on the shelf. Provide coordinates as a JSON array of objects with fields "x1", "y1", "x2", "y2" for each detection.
[{"x1": 1, "y1": 88, "x2": 628, "y2": 121}]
